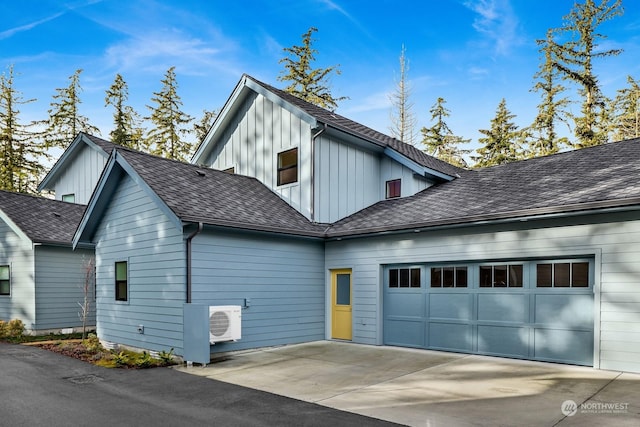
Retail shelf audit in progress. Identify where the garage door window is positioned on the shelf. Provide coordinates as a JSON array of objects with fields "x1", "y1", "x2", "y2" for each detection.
[
  {"x1": 479, "y1": 264, "x2": 523, "y2": 287},
  {"x1": 536, "y1": 262, "x2": 589, "y2": 287},
  {"x1": 431, "y1": 266, "x2": 467, "y2": 287},
  {"x1": 389, "y1": 268, "x2": 420, "y2": 288}
]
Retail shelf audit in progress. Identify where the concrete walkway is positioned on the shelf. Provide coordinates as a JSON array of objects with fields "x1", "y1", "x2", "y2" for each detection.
[{"x1": 176, "y1": 341, "x2": 640, "y2": 427}]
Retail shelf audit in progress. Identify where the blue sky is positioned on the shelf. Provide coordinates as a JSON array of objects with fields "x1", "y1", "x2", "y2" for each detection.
[{"x1": 2, "y1": 0, "x2": 640, "y2": 154}]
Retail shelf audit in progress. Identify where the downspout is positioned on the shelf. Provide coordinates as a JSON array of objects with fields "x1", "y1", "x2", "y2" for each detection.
[
  {"x1": 185, "y1": 222, "x2": 203, "y2": 303},
  {"x1": 311, "y1": 123, "x2": 327, "y2": 222}
]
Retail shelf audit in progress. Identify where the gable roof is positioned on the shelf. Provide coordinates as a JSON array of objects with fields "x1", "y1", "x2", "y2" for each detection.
[
  {"x1": 327, "y1": 138, "x2": 640, "y2": 238},
  {"x1": 192, "y1": 74, "x2": 463, "y2": 180},
  {"x1": 0, "y1": 190, "x2": 86, "y2": 245},
  {"x1": 38, "y1": 132, "x2": 115, "y2": 192},
  {"x1": 75, "y1": 147, "x2": 328, "y2": 245}
]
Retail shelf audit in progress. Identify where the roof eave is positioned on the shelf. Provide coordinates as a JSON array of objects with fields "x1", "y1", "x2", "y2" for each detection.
[
  {"x1": 181, "y1": 216, "x2": 326, "y2": 239},
  {"x1": 383, "y1": 147, "x2": 455, "y2": 182}
]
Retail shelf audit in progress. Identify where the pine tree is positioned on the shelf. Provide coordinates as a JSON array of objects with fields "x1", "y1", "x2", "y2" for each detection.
[
  {"x1": 389, "y1": 45, "x2": 417, "y2": 145},
  {"x1": 611, "y1": 76, "x2": 640, "y2": 141},
  {"x1": 44, "y1": 69, "x2": 99, "y2": 149},
  {"x1": 105, "y1": 74, "x2": 145, "y2": 149},
  {"x1": 0, "y1": 65, "x2": 48, "y2": 193},
  {"x1": 193, "y1": 109, "x2": 218, "y2": 145},
  {"x1": 529, "y1": 30, "x2": 570, "y2": 157},
  {"x1": 473, "y1": 99, "x2": 522, "y2": 168},
  {"x1": 278, "y1": 27, "x2": 346, "y2": 111},
  {"x1": 145, "y1": 67, "x2": 193, "y2": 161},
  {"x1": 421, "y1": 97, "x2": 470, "y2": 168},
  {"x1": 550, "y1": 0, "x2": 623, "y2": 148}
]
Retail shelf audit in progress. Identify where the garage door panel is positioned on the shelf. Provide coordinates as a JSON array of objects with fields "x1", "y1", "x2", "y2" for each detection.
[
  {"x1": 534, "y1": 294, "x2": 593, "y2": 328},
  {"x1": 429, "y1": 293, "x2": 471, "y2": 320},
  {"x1": 386, "y1": 291, "x2": 424, "y2": 318},
  {"x1": 534, "y1": 328, "x2": 593, "y2": 365},
  {"x1": 477, "y1": 293, "x2": 529, "y2": 323},
  {"x1": 429, "y1": 322, "x2": 472, "y2": 352},
  {"x1": 478, "y1": 325, "x2": 529, "y2": 357},
  {"x1": 385, "y1": 319, "x2": 425, "y2": 347}
]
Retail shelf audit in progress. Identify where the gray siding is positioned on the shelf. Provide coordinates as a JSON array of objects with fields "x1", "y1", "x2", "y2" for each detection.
[
  {"x1": 380, "y1": 157, "x2": 432, "y2": 198},
  {"x1": 0, "y1": 220, "x2": 35, "y2": 328},
  {"x1": 53, "y1": 144, "x2": 108, "y2": 204},
  {"x1": 93, "y1": 174, "x2": 186, "y2": 354},
  {"x1": 325, "y1": 212, "x2": 640, "y2": 373},
  {"x1": 206, "y1": 92, "x2": 313, "y2": 219},
  {"x1": 34, "y1": 246, "x2": 95, "y2": 330},
  {"x1": 191, "y1": 229, "x2": 325, "y2": 352}
]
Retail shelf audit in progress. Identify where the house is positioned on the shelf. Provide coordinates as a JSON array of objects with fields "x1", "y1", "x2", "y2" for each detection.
[
  {"x1": 73, "y1": 74, "x2": 640, "y2": 373},
  {"x1": 0, "y1": 190, "x2": 94, "y2": 333},
  {"x1": 38, "y1": 132, "x2": 115, "y2": 204}
]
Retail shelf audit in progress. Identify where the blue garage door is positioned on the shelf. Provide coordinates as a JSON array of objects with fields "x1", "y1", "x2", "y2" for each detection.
[{"x1": 384, "y1": 259, "x2": 594, "y2": 366}]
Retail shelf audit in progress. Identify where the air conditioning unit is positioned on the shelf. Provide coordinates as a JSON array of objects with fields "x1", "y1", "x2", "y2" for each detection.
[{"x1": 209, "y1": 305, "x2": 241, "y2": 343}]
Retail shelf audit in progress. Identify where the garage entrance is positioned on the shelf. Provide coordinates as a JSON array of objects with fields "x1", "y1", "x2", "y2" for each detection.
[{"x1": 383, "y1": 258, "x2": 594, "y2": 365}]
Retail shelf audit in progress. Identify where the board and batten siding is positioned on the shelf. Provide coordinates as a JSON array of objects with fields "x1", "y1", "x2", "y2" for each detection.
[
  {"x1": 205, "y1": 92, "x2": 313, "y2": 219},
  {"x1": 0, "y1": 220, "x2": 35, "y2": 328},
  {"x1": 380, "y1": 157, "x2": 433, "y2": 198},
  {"x1": 52, "y1": 144, "x2": 108, "y2": 204},
  {"x1": 191, "y1": 229, "x2": 325, "y2": 352},
  {"x1": 93, "y1": 174, "x2": 186, "y2": 354},
  {"x1": 34, "y1": 246, "x2": 95, "y2": 330},
  {"x1": 325, "y1": 211, "x2": 640, "y2": 373}
]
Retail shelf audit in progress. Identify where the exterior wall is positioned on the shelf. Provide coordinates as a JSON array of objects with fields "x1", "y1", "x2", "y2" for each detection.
[
  {"x1": 191, "y1": 229, "x2": 325, "y2": 352},
  {"x1": 205, "y1": 92, "x2": 313, "y2": 219},
  {"x1": 93, "y1": 174, "x2": 186, "y2": 354},
  {"x1": 52, "y1": 144, "x2": 108, "y2": 204},
  {"x1": 0, "y1": 221, "x2": 35, "y2": 329},
  {"x1": 380, "y1": 157, "x2": 433, "y2": 198},
  {"x1": 34, "y1": 246, "x2": 95, "y2": 330},
  {"x1": 325, "y1": 211, "x2": 640, "y2": 373}
]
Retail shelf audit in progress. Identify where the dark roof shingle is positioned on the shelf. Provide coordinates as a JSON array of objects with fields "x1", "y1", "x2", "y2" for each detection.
[
  {"x1": 0, "y1": 191, "x2": 85, "y2": 245},
  {"x1": 327, "y1": 138, "x2": 640, "y2": 237}
]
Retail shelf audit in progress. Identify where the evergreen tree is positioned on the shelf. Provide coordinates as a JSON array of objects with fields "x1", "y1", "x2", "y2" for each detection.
[
  {"x1": 0, "y1": 66, "x2": 48, "y2": 193},
  {"x1": 389, "y1": 45, "x2": 417, "y2": 145},
  {"x1": 529, "y1": 30, "x2": 570, "y2": 157},
  {"x1": 105, "y1": 73, "x2": 145, "y2": 150},
  {"x1": 278, "y1": 27, "x2": 346, "y2": 111},
  {"x1": 145, "y1": 67, "x2": 193, "y2": 161},
  {"x1": 473, "y1": 99, "x2": 522, "y2": 168},
  {"x1": 44, "y1": 69, "x2": 99, "y2": 149},
  {"x1": 193, "y1": 109, "x2": 218, "y2": 145},
  {"x1": 550, "y1": 0, "x2": 623, "y2": 148},
  {"x1": 421, "y1": 97, "x2": 470, "y2": 168},
  {"x1": 611, "y1": 75, "x2": 640, "y2": 141}
]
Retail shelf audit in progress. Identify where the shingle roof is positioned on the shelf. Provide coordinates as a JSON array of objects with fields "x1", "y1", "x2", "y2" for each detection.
[
  {"x1": 116, "y1": 148, "x2": 328, "y2": 237},
  {"x1": 327, "y1": 138, "x2": 640, "y2": 237},
  {"x1": 0, "y1": 190, "x2": 85, "y2": 245},
  {"x1": 83, "y1": 133, "x2": 116, "y2": 154},
  {"x1": 245, "y1": 75, "x2": 464, "y2": 178}
]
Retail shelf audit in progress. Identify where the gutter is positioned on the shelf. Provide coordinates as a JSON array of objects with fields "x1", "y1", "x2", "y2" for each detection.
[
  {"x1": 185, "y1": 222, "x2": 203, "y2": 303},
  {"x1": 310, "y1": 123, "x2": 328, "y2": 222}
]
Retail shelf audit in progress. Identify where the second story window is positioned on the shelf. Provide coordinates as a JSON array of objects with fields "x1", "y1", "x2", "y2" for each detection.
[
  {"x1": 61, "y1": 193, "x2": 75, "y2": 203},
  {"x1": 277, "y1": 148, "x2": 298, "y2": 186},
  {"x1": 386, "y1": 179, "x2": 401, "y2": 199}
]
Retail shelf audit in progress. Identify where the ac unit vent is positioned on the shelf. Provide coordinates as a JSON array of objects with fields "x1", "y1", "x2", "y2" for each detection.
[{"x1": 209, "y1": 305, "x2": 241, "y2": 344}]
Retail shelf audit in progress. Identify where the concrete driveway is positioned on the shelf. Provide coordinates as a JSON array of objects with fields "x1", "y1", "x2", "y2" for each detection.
[{"x1": 177, "y1": 341, "x2": 640, "y2": 427}]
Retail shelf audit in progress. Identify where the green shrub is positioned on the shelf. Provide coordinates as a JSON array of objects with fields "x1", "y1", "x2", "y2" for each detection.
[
  {"x1": 135, "y1": 351, "x2": 153, "y2": 368},
  {"x1": 158, "y1": 348, "x2": 175, "y2": 365},
  {"x1": 113, "y1": 351, "x2": 129, "y2": 367},
  {"x1": 0, "y1": 319, "x2": 24, "y2": 341}
]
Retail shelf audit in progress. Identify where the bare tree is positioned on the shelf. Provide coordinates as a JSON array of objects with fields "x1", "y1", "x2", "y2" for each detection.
[
  {"x1": 78, "y1": 257, "x2": 95, "y2": 340},
  {"x1": 389, "y1": 45, "x2": 417, "y2": 145}
]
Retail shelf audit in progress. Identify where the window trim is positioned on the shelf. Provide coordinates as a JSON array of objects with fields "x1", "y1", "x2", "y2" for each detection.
[
  {"x1": 115, "y1": 261, "x2": 128, "y2": 302},
  {"x1": 277, "y1": 147, "x2": 299, "y2": 186},
  {"x1": 0, "y1": 265, "x2": 10, "y2": 296},
  {"x1": 385, "y1": 179, "x2": 401, "y2": 199},
  {"x1": 61, "y1": 193, "x2": 75, "y2": 203}
]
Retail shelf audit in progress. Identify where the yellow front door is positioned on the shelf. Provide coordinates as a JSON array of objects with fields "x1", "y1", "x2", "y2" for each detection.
[{"x1": 331, "y1": 269, "x2": 352, "y2": 340}]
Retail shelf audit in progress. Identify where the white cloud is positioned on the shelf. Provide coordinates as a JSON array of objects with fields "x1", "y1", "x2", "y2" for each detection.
[
  {"x1": 0, "y1": 12, "x2": 64, "y2": 40},
  {"x1": 463, "y1": 0, "x2": 522, "y2": 56}
]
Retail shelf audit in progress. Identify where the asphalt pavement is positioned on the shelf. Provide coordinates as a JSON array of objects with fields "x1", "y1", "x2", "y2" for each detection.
[{"x1": 0, "y1": 342, "x2": 397, "y2": 427}]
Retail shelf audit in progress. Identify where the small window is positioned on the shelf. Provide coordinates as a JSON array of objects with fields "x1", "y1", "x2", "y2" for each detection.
[
  {"x1": 61, "y1": 194, "x2": 75, "y2": 203},
  {"x1": 431, "y1": 266, "x2": 467, "y2": 287},
  {"x1": 277, "y1": 148, "x2": 298, "y2": 186},
  {"x1": 115, "y1": 261, "x2": 128, "y2": 301},
  {"x1": 0, "y1": 265, "x2": 10, "y2": 296},
  {"x1": 389, "y1": 268, "x2": 420, "y2": 288},
  {"x1": 386, "y1": 179, "x2": 401, "y2": 199},
  {"x1": 479, "y1": 264, "x2": 523, "y2": 288},
  {"x1": 222, "y1": 167, "x2": 235, "y2": 174},
  {"x1": 536, "y1": 262, "x2": 590, "y2": 288}
]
